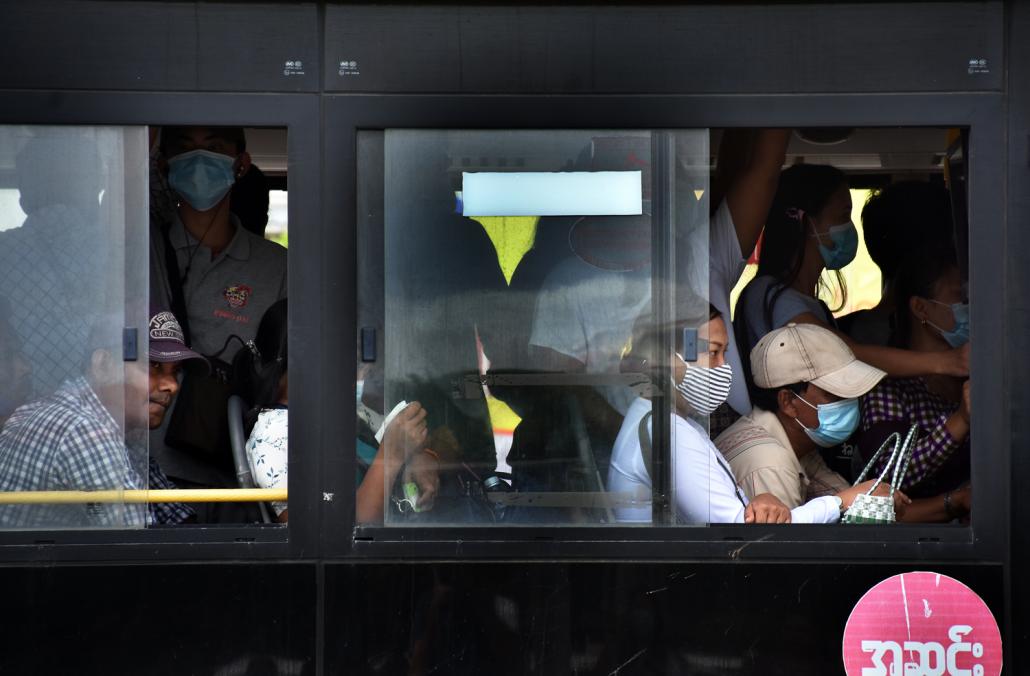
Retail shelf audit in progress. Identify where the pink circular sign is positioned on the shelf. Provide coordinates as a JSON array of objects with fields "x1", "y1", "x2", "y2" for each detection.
[{"x1": 842, "y1": 571, "x2": 1002, "y2": 676}]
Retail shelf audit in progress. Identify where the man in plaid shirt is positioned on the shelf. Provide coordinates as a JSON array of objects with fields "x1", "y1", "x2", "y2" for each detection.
[{"x1": 0, "y1": 309, "x2": 205, "y2": 528}]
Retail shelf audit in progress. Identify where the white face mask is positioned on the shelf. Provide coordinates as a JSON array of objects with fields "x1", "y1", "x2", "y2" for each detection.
[{"x1": 673, "y1": 355, "x2": 733, "y2": 416}]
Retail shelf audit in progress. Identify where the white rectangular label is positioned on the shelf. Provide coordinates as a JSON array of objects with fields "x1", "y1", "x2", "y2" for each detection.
[{"x1": 461, "y1": 171, "x2": 642, "y2": 216}]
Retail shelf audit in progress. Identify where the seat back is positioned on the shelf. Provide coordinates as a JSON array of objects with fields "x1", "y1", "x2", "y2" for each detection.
[
  {"x1": 227, "y1": 395, "x2": 274, "y2": 523},
  {"x1": 227, "y1": 395, "x2": 256, "y2": 488}
]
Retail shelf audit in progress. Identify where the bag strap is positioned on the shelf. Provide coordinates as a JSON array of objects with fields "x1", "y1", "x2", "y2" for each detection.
[
  {"x1": 852, "y1": 424, "x2": 919, "y2": 496},
  {"x1": 638, "y1": 411, "x2": 653, "y2": 479},
  {"x1": 887, "y1": 424, "x2": 918, "y2": 493},
  {"x1": 160, "y1": 222, "x2": 192, "y2": 345}
]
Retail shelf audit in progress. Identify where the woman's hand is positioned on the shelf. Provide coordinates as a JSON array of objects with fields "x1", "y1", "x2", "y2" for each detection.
[
  {"x1": 837, "y1": 480, "x2": 911, "y2": 513},
  {"x1": 382, "y1": 401, "x2": 428, "y2": 466},
  {"x1": 937, "y1": 343, "x2": 971, "y2": 378},
  {"x1": 744, "y1": 493, "x2": 791, "y2": 524},
  {"x1": 405, "y1": 449, "x2": 440, "y2": 512},
  {"x1": 892, "y1": 490, "x2": 912, "y2": 519}
]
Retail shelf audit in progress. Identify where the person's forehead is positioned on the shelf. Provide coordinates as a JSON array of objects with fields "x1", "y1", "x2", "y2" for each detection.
[
  {"x1": 807, "y1": 382, "x2": 842, "y2": 402},
  {"x1": 700, "y1": 317, "x2": 727, "y2": 343}
]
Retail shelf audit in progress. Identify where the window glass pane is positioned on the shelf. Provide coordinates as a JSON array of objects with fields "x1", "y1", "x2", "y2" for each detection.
[
  {"x1": 359, "y1": 125, "x2": 971, "y2": 531},
  {"x1": 358, "y1": 129, "x2": 711, "y2": 526},
  {"x1": 0, "y1": 125, "x2": 148, "y2": 529}
]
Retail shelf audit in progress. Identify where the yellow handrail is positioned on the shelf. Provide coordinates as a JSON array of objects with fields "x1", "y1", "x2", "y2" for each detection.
[{"x1": 0, "y1": 488, "x2": 287, "y2": 504}]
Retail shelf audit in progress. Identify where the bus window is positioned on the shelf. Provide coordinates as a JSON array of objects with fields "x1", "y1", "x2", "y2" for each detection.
[
  {"x1": 358, "y1": 126, "x2": 972, "y2": 530},
  {"x1": 0, "y1": 124, "x2": 292, "y2": 531}
]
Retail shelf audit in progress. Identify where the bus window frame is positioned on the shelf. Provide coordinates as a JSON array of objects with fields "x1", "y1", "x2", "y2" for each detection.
[
  {"x1": 0, "y1": 91, "x2": 319, "y2": 562},
  {"x1": 326, "y1": 93, "x2": 1006, "y2": 564}
]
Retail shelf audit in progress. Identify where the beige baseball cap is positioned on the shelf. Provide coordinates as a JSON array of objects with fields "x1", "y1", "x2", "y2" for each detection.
[{"x1": 750, "y1": 323, "x2": 886, "y2": 398}]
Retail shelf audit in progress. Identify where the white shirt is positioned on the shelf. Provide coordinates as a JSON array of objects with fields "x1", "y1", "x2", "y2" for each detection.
[
  {"x1": 528, "y1": 200, "x2": 752, "y2": 416},
  {"x1": 607, "y1": 397, "x2": 841, "y2": 524},
  {"x1": 529, "y1": 256, "x2": 650, "y2": 414}
]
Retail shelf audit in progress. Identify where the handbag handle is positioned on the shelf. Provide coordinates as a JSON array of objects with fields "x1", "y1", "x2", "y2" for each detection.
[{"x1": 851, "y1": 424, "x2": 919, "y2": 497}]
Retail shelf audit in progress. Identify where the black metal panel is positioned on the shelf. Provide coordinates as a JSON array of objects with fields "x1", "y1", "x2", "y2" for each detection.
[
  {"x1": 0, "y1": 1, "x2": 320, "y2": 93},
  {"x1": 325, "y1": 560, "x2": 1004, "y2": 675},
  {"x1": 0, "y1": 562, "x2": 317, "y2": 675},
  {"x1": 1005, "y1": 0, "x2": 1030, "y2": 668},
  {"x1": 324, "y1": 3, "x2": 1003, "y2": 94}
]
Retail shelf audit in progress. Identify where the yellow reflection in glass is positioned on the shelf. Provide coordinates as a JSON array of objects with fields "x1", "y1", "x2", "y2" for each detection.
[
  {"x1": 470, "y1": 216, "x2": 540, "y2": 285},
  {"x1": 486, "y1": 395, "x2": 522, "y2": 435}
]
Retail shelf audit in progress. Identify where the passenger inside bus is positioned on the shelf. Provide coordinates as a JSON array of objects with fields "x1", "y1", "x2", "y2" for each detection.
[
  {"x1": 715, "y1": 322, "x2": 873, "y2": 507},
  {"x1": 716, "y1": 322, "x2": 963, "y2": 523},
  {"x1": 239, "y1": 300, "x2": 439, "y2": 523},
  {"x1": 608, "y1": 305, "x2": 897, "y2": 523},
  {"x1": 853, "y1": 243, "x2": 971, "y2": 520},
  {"x1": 0, "y1": 308, "x2": 199, "y2": 528},
  {"x1": 149, "y1": 125, "x2": 287, "y2": 523},
  {"x1": 507, "y1": 130, "x2": 788, "y2": 515},
  {"x1": 839, "y1": 181, "x2": 957, "y2": 345},
  {"x1": 733, "y1": 164, "x2": 970, "y2": 389},
  {"x1": 0, "y1": 131, "x2": 109, "y2": 398}
]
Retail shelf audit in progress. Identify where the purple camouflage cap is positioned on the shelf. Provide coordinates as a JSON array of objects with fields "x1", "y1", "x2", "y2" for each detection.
[{"x1": 149, "y1": 308, "x2": 206, "y2": 365}]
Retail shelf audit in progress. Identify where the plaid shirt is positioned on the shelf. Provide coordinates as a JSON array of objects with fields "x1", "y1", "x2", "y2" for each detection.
[
  {"x1": 856, "y1": 377, "x2": 969, "y2": 498},
  {"x1": 0, "y1": 377, "x2": 193, "y2": 528}
]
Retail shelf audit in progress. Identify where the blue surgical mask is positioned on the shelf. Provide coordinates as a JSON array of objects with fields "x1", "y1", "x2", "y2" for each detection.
[
  {"x1": 167, "y1": 149, "x2": 237, "y2": 211},
  {"x1": 794, "y1": 393, "x2": 860, "y2": 448},
  {"x1": 926, "y1": 300, "x2": 970, "y2": 348},
  {"x1": 812, "y1": 221, "x2": 859, "y2": 270}
]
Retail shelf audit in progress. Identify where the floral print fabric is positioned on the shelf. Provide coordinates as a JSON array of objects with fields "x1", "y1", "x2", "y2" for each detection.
[{"x1": 245, "y1": 408, "x2": 288, "y2": 516}]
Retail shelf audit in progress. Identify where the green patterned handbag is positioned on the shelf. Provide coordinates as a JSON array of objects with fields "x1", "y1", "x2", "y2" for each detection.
[{"x1": 841, "y1": 424, "x2": 919, "y2": 525}]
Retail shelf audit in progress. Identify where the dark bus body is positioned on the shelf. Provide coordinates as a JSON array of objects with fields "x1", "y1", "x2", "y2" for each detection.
[{"x1": 0, "y1": 2, "x2": 1026, "y2": 674}]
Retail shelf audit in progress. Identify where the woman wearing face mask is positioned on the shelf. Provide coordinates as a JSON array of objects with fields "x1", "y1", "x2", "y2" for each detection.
[
  {"x1": 853, "y1": 247, "x2": 971, "y2": 519},
  {"x1": 734, "y1": 165, "x2": 969, "y2": 393},
  {"x1": 607, "y1": 304, "x2": 885, "y2": 524}
]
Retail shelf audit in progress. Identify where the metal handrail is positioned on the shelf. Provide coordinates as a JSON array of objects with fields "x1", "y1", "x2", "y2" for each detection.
[{"x1": 0, "y1": 488, "x2": 287, "y2": 504}]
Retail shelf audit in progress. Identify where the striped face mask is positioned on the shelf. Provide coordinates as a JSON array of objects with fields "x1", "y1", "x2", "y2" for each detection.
[{"x1": 674, "y1": 355, "x2": 733, "y2": 416}]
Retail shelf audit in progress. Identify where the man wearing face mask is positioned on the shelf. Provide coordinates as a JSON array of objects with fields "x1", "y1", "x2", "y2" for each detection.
[
  {"x1": 149, "y1": 126, "x2": 287, "y2": 516},
  {"x1": 716, "y1": 323, "x2": 888, "y2": 510},
  {"x1": 608, "y1": 306, "x2": 885, "y2": 524}
]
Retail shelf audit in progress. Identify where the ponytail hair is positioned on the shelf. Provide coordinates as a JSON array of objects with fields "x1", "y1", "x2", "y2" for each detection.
[{"x1": 757, "y1": 163, "x2": 849, "y2": 324}]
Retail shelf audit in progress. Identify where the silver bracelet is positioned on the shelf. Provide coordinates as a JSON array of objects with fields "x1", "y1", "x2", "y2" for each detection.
[{"x1": 943, "y1": 491, "x2": 959, "y2": 520}]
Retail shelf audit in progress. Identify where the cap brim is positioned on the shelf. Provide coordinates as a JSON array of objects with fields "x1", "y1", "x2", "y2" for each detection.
[
  {"x1": 150, "y1": 340, "x2": 208, "y2": 368},
  {"x1": 810, "y1": 357, "x2": 887, "y2": 399}
]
